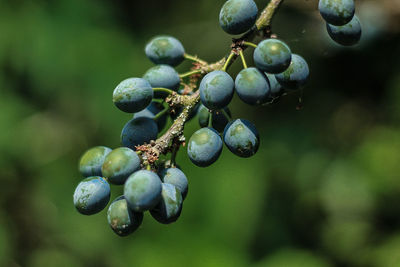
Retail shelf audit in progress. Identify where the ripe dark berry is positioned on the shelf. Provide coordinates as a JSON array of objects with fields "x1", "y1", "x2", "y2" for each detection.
[
  {"x1": 102, "y1": 147, "x2": 141, "y2": 185},
  {"x1": 107, "y1": 196, "x2": 143, "y2": 237},
  {"x1": 150, "y1": 183, "x2": 183, "y2": 224},
  {"x1": 223, "y1": 119, "x2": 259, "y2": 158},
  {"x1": 73, "y1": 176, "x2": 111, "y2": 215},
  {"x1": 124, "y1": 170, "x2": 162, "y2": 212},
  {"x1": 145, "y1": 36, "x2": 185, "y2": 66},
  {"x1": 133, "y1": 101, "x2": 168, "y2": 132},
  {"x1": 143, "y1": 64, "x2": 181, "y2": 98},
  {"x1": 275, "y1": 54, "x2": 309, "y2": 90},
  {"x1": 121, "y1": 117, "x2": 158, "y2": 150},
  {"x1": 235, "y1": 67, "x2": 270, "y2": 105},
  {"x1": 326, "y1": 16, "x2": 362, "y2": 46},
  {"x1": 200, "y1": 70, "x2": 234, "y2": 110},
  {"x1": 254, "y1": 39, "x2": 292, "y2": 74},
  {"x1": 266, "y1": 73, "x2": 283, "y2": 97},
  {"x1": 219, "y1": 0, "x2": 258, "y2": 35},
  {"x1": 187, "y1": 128, "x2": 223, "y2": 167},
  {"x1": 319, "y1": 0, "x2": 355, "y2": 26},
  {"x1": 161, "y1": 168, "x2": 188, "y2": 200},
  {"x1": 113, "y1": 78, "x2": 153, "y2": 113},
  {"x1": 79, "y1": 146, "x2": 112, "y2": 177}
]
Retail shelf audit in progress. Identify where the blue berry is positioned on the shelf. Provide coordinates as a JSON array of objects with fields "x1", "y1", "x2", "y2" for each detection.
[
  {"x1": 121, "y1": 117, "x2": 158, "y2": 150},
  {"x1": 198, "y1": 104, "x2": 232, "y2": 133},
  {"x1": 79, "y1": 146, "x2": 112, "y2": 177},
  {"x1": 143, "y1": 65, "x2": 181, "y2": 99},
  {"x1": 156, "y1": 161, "x2": 181, "y2": 177},
  {"x1": 254, "y1": 39, "x2": 292, "y2": 74},
  {"x1": 223, "y1": 119, "x2": 260, "y2": 158},
  {"x1": 275, "y1": 54, "x2": 309, "y2": 90},
  {"x1": 133, "y1": 101, "x2": 168, "y2": 132},
  {"x1": 113, "y1": 78, "x2": 153, "y2": 113},
  {"x1": 235, "y1": 67, "x2": 270, "y2": 105},
  {"x1": 124, "y1": 170, "x2": 162, "y2": 212},
  {"x1": 266, "y1": 73, "x2": 283, "y2": 96},
  {"x1": 145, "y1": 36, "x2": 185, "y2": 66},
  {"x1": 150, "y1": 183, "x2": 183, "y2": 224},
  {"x1": 107, "y1": 196, "x2": 143, "y2": 236},
  {"x1": 73, "y1": 176, "x2": 111, "y2": 215},
  {"x1": 161, "y1": 168, "x2": 188, "y2": 200},
  {"x1": 319, "y1": 0, "x2": 355, "y2": 26},
  {"x1": 200, "y1": 70, "x2": 234, "y2": 110},
  {"x1": 219, "y1": 0, "x2": 258, "y2": 35},
  {"x1": 101, "y1": 147, "x2": 141, "y2": 185},
  {"x1": 326, "y1": 16, "x2": 362, "y2": 46},
  {"x1": 187, "y1": 128, "x2": 223, "y2": 167}
]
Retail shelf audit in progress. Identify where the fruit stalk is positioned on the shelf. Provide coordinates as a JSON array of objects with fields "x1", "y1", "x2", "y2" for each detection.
[{"x1": 139, "y1": 0, "x2": 284, "y2": 163}]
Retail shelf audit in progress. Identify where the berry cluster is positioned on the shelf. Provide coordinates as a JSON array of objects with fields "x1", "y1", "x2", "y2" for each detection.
[
  {"x1": 319, "y1": 0, "x2": 362, "y2": 46},
  {"x1": 74, "y1": 146, "x2": 188, "y2": 236},
  {"x1": 73, "y1": 0, "x2": 359, "y2": 237}
]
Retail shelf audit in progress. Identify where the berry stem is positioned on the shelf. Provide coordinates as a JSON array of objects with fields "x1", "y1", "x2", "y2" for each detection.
[
  {"x1": 222, "y1": 52, "x2": 235, "y2": 72},
  {"x1": 153, "y1": 88, "x2": 176, "y2": 95},
  {"x1": 154, "y1": 108, "x2": 169, "y2": 121},
  {"x1": 170, "y1": 143, "x2": 179, "y2": 167},
  {"x1": 184, "y1": 53, "x2": 207, "y2": 65},
  {"x1": 221, "y1": 109, "x2": 231, "y2": 122},
  {"x1": 239, "y1": 50, "x2": 248, "y2": 69},
  {"x1": 243, "y1": 41, "x2": 257, "y2": 48},
  {"x1": 180, "y1": 69, "x2": 202, "y2": 78},
  {"x1": 208, "y1": 112, "x2": 213, "y2": 128}
]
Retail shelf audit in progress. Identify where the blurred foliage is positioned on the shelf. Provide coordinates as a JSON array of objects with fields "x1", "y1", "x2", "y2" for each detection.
[{"x1": 0, "y1": 0, "x2": 400, "y2": 266}]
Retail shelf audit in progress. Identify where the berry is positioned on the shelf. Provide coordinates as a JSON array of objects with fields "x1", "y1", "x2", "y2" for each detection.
[
  {"x1": 101, "y1": 147, "x2": 141, "y2": 185},
  {"x1": 143, "y1": 64, "x2": 181, "y2": 99},
  {"x1": 319, "y1": 0, "x2": 355, "y2": 26},
  {"x1": 253, "y1": 39, "x2": 292, "y2": 74},
  {"x1": 275, "y1": 54, "x2": 309, "y2": 90},
  {"x1": 113, "y1": 78, "x2": 153, "y2": 113},
  {"x1": 200, "y1": 70, "x2": 234, "y2": 110},
  {"x1": 161, "y1": 168, "x2": 188, "y2": 200},
  {"x1": 187, "y1": 128, "x2": 223, "y2": 167},
  {"x1": 73, "y1": 176, "x2": 111, "y2": 215},
  {"x1": 198, "y1": 105, "x2": 232, "y2": 133},
  {"x1": 133, "y1": 101, "x2": 168, "y2": 132},
  {"x1": 235, "y1": 67, "x2": 270, "y2": 105},
  {"x1": 326, "y1": 16, "x2": 362, "y2": 46},
  {"x1": 266, "y1": 73, "x2": 283, "y2": 96},
  {"x1": 219, "y1": 0, "x2": 258, "y2": 35},
  {"x1": 124, "y1": 170, "x2": 162, "y2": 212},
  {"x1": 150, "y1": 183, "x2": 183, "y2": 224},
  {"x1": 107, "y1": 196, "x2": 143, "y2": 236},
  {"x1": 156, "y1": 160, "x2": 181, "y2": 177},
  {"x1": 223, "y1": 119, "x2": 259, "y2": 158},
  {"x1": 79, "y1": 146, "x2": 112, "y2": 177},
  {"x1": 145, "y1": 36, "x2": 185, "y2": 66},
  {"x1": 121, "y1": 117, "x2": 158, "y2": 150}
]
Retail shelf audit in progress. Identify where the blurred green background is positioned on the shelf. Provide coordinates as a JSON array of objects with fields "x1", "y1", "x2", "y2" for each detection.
[{"x1": 1, "y1": 0, "x2": 400, "y2": 266}]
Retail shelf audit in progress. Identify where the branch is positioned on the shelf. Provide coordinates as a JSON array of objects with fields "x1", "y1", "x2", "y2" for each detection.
[
  {"x1": 256, "y1": 0, "x2": 284, "y2": 33},
  {"x1": 139, "y1": 0, "x2": 284, "y2": 165}
]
